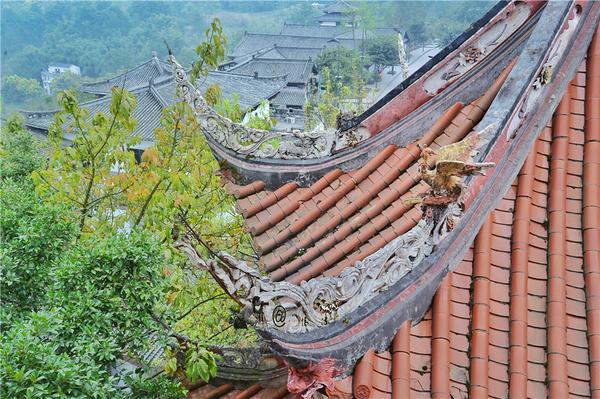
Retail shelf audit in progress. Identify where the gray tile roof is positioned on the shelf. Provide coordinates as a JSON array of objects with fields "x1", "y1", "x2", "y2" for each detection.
[
  {"x1": 316, "y1": 13, "x2": 345, "y2": 23},
  {"x1": 227, "y1": 58, "x2": 315, "y2": 85},
  {"x1": 24, "y1": 72, "x2": 287, "y2": 146},
  {"x1": 154, "y1": 72, "x2": 286, "y2": 110},
  {"x1": 280, "y1": 23, "x2": 351, "y2": 38},
  {"x1": 228, "y1": 46, "x2": 324, "y2": 66},
  {"x1": 24, "y1": 85, "x2": 164, "y2": 143},
  {"x1": 320, "y1": 1, "x2": 356, "y2": 14},
  {"x1": 335, "y1": 27, "x2": 406, "y2": 39},
  {"x1": 271, "y1": 87, "x2": 307, "y2": 108},
  {"x1": 271, "y1": 47, "x2": 324, "y2": 60},
  {"x1": 49, "y1": 62, "x2": 79, "y2": 68},
  {"x1": 230, "y1": 33, "x2": 359, "y2": 59},
  {"x1": 81, "y1": 55, "x2": 171, "y2": 95}
]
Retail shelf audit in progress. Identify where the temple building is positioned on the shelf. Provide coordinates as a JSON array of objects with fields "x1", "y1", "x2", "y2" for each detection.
[
  {"x1": 164, "y1": 1, "x2": 599, "y2": 398},
  {"x1": 23, "y1": 52, "x2": 288, "y2": 149},
  {"x1": 316, "y1": 1, "x2": 357, "y2": 27}
]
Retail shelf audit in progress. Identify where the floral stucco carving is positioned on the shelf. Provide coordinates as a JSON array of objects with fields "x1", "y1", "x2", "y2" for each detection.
[
  {"x1": 175, "y1": 123, "x2": 498, "y2": 334},
  {"x1": 176, "y1": 198, "x2": 462, "y2": 334}
]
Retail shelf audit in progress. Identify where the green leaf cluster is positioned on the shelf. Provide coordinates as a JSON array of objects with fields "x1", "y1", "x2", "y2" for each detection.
[
  {"x1": 0, "y1": 312, "x2": 120, "y2": 399},
  {"x1": 12, "y1": 79, "x2": 255, "y2": 394},
  {"x1": 315, "y1": 47, "x2": 370, "y2": 91},
  {"x1": 0, "y1": 115, "x2": 44, "y2": 180},
  {"x1": 306, "y1": 66, "x2": 369, "y2": 130},
  {"x1": 0, "y1": 75, "x2": 44, "y2": 104},
  {"x1": 191, "y1": 18, "x2": 227, "y2": 83},
  {"x1": 362, "y1": 35, "x2": 400, "y2": 72}
]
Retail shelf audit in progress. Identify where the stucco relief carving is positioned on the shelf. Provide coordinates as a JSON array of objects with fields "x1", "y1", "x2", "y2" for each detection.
[
  {"x1": 423, "y1": 2, "x2": 531, "y2": 95},
  {"x1": 169, "y1": 54, "x2": 336, "y2": 159},
  {"x1": 176, "y1": 201, "x2": 462, "y2": 334},
  {"x1": 175, "y1": 125, "x2": 498, "y2": 334}
]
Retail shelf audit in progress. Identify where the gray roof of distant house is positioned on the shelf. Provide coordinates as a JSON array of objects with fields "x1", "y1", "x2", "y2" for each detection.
[
  {"x1": 334, "y1": 27, "x2": 407, "y2": 39},
  {"x1": 227, "y1": 46, "x2": 324, "y2": 66},
  {"x1": 154, "y1": 72, "x2": 287, "y2": 110},
  {"x1": 280, "y1": 23, "x2": 351, "y2": 38},
  {"x1": 24, "y1": 72, "x2": 286, "y2": 145},
  {"x1": 48, "y1": 62, "x2": 79, "y2": 68},
  {"x1": 271, "y1": 87, "x2": 307, "y2": 108},
  {"x1": 319, "y1": 1, "x2": 356, "y2": 14},
  {"x1": 227, "y1": 58, "x2": 314, "y2": 85},
  {"x1": 82, "y1": 55, "x2": 172, "y2": 95},
  {"x1": 280, "y1": 23, "x2": 406, "y2": 41},
  {"x1": 24, "y1": 85, "x2": 165, "y2": 143},
  {"x1": 262, "y1": 47, "x2": 324, "y2": 61},
  {"x1": 230, "y1": 33, "x2": 359, "y2": 59},
  {"x1": 316, "y1": 13, "x2": 345, "y2": 23}
]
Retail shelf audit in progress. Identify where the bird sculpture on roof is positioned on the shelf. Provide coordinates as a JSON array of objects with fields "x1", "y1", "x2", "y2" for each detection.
[{"x1": 409, "y1": 123, "x2": 497, "y2": 207}]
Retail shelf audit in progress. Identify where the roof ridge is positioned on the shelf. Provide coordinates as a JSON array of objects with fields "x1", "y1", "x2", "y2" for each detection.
[
  {"x1": 24, "y1": 84, "x2": 154, "y2": 115},
  {"x1": 149, "y1": 84, "x2": 169, "y2": 108},
  {"x1": 244, "y1": 32, "x2": 357, "y2": 41},
  {"x1": 83, "y1": 57, "x2": 158, "y2": 87},
  {"x1": 248, "y1": 57, "x2": 314, "y2": 63}
]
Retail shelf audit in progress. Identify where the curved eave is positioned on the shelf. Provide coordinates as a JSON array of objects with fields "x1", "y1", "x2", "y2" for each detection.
[
  {"x1": 253, "y1": 0, "x2": 599, "y2": 374},
  {"x1": 210, "y1": 1, "x2": 545, "y2": 189}
]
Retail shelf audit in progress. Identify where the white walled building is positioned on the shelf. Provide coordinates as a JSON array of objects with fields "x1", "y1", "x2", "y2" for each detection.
[{"x1": 41, "y1": 63, "x2": 81, "y2": 94}]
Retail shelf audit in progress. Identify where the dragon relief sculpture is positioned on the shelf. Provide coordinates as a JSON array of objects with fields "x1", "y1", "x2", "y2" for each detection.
[
  {"x1": 168, "y1": 54, "x2": 340, "y2": 159},
  {"x1": 418, "y1": 123, "x2": 497, "y2": 206},
  {"x1": 175, "y1": 125, "x2": 496, "y2": 334}
]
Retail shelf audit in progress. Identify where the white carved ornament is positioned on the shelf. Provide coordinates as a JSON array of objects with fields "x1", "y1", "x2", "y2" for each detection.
[
  {"x1": 176, "y1": 203, "x2": 462, "y2": 334},
  {"x1": 169, "y1": 55, "x2": 370, "y2": 158}
]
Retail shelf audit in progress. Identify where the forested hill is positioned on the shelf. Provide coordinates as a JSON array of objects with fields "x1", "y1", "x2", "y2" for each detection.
[
  {"x1": 0, "y1": 1, "x2": 491, "y2": 118},
  {"x1": 0, "y1": 1, "x2": 313, "y2": 79},
  {"x1": 1, "y1": 1, "x2": 492, "y2": 80}
]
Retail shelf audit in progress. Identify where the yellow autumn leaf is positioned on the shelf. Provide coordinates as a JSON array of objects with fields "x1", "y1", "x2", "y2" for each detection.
[{"x1": 141, "y1": 147, "x2": 161, "y2": 165}]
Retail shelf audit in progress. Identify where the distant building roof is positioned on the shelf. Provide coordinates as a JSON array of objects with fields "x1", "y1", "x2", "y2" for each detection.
[
  {"x1": 280, "y1": 23, "x2": 351, "y2": 38},
  {"x1": 280, "y1": 23, "x2": 407, "y2": 41},
  {"x1": 48, "y1": 62, "x2": 79, "y2": 68},
  {"x1": 24, "y1": 72, "x2": 287, "y2": 146},
  {"x1": 154, "y1": 72, "x2": 287, "y2": 110},
  {"x1": 230, "y1": 33, "x2": 359, "y2": 59},
  {"x1": 24, "y1": 84, "x2": 165, "y2": 144},
  {"x1": 316, "y1": 13, "x2": 346, "y2": 23},
  {"x1": 81, "y1": 53, "x2": 171, "y2": 95},
  {"x1": 271, "y1": 87, "x2": 307, "y2": 108},
  {"x1": 335, "y1": 27, "x2": 407, "y2": 39},
  {"x1": 227, "y1": 58, "x2": 314, "y2": 85},
  {"x1": 319, "y1": 0, "x2": 357, "y2": 14}
]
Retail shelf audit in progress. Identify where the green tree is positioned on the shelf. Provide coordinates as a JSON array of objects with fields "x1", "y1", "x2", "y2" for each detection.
[
  {"x1": 49, "y1": 71, "x2": 82, "y2": 94},
  {"x1": 408, "y1": 22, "x2": 427, "y2": 49},
  {"x1": 362, "y1": 35, "x2": 400, "y2": 73},
  {"x1": 0, "y1": 119, "x2": 186, "y2": 396},
  {"x1": 31, "y1": 88, "x2": 252, "y2": 386},
  {"x1": 1, "y1": 75, "x2": 44, "y2": 104},
  {"x1": 0, "y1": 115, "x2": 43, "y2": 180},
  {"x1": 191, "y1": 18, "x2": 227, "y2": 83},
  {"x1": 0, "y1": 179, "x2": 76, "y2": 318},
  {"x1": 315, "y1": 47, "x2": 370, "y2": 92},
  {"x1": 306, "y1": 66, "x2": 368, "y2": 130},
  {"x1": 287, "y1": 2, "x2": 321, "y2": 24},
  {"x1": 0, "y1": 311, "x2": 121, "y2": 398}
]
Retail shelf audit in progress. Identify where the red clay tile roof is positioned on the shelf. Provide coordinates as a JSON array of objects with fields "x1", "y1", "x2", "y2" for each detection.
[
  {"x1": 189, "y1": 383, "x2": 292, "y2": 399},
  {"x1": 226, "y1": 63, "x2": 512, "y2": 285},
  {"x1": 196, "y1": 24, "x2": 600, "y2": 399},
  {"x1": 321, "y1": 32, "x2": 600, "y2": 399}
]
